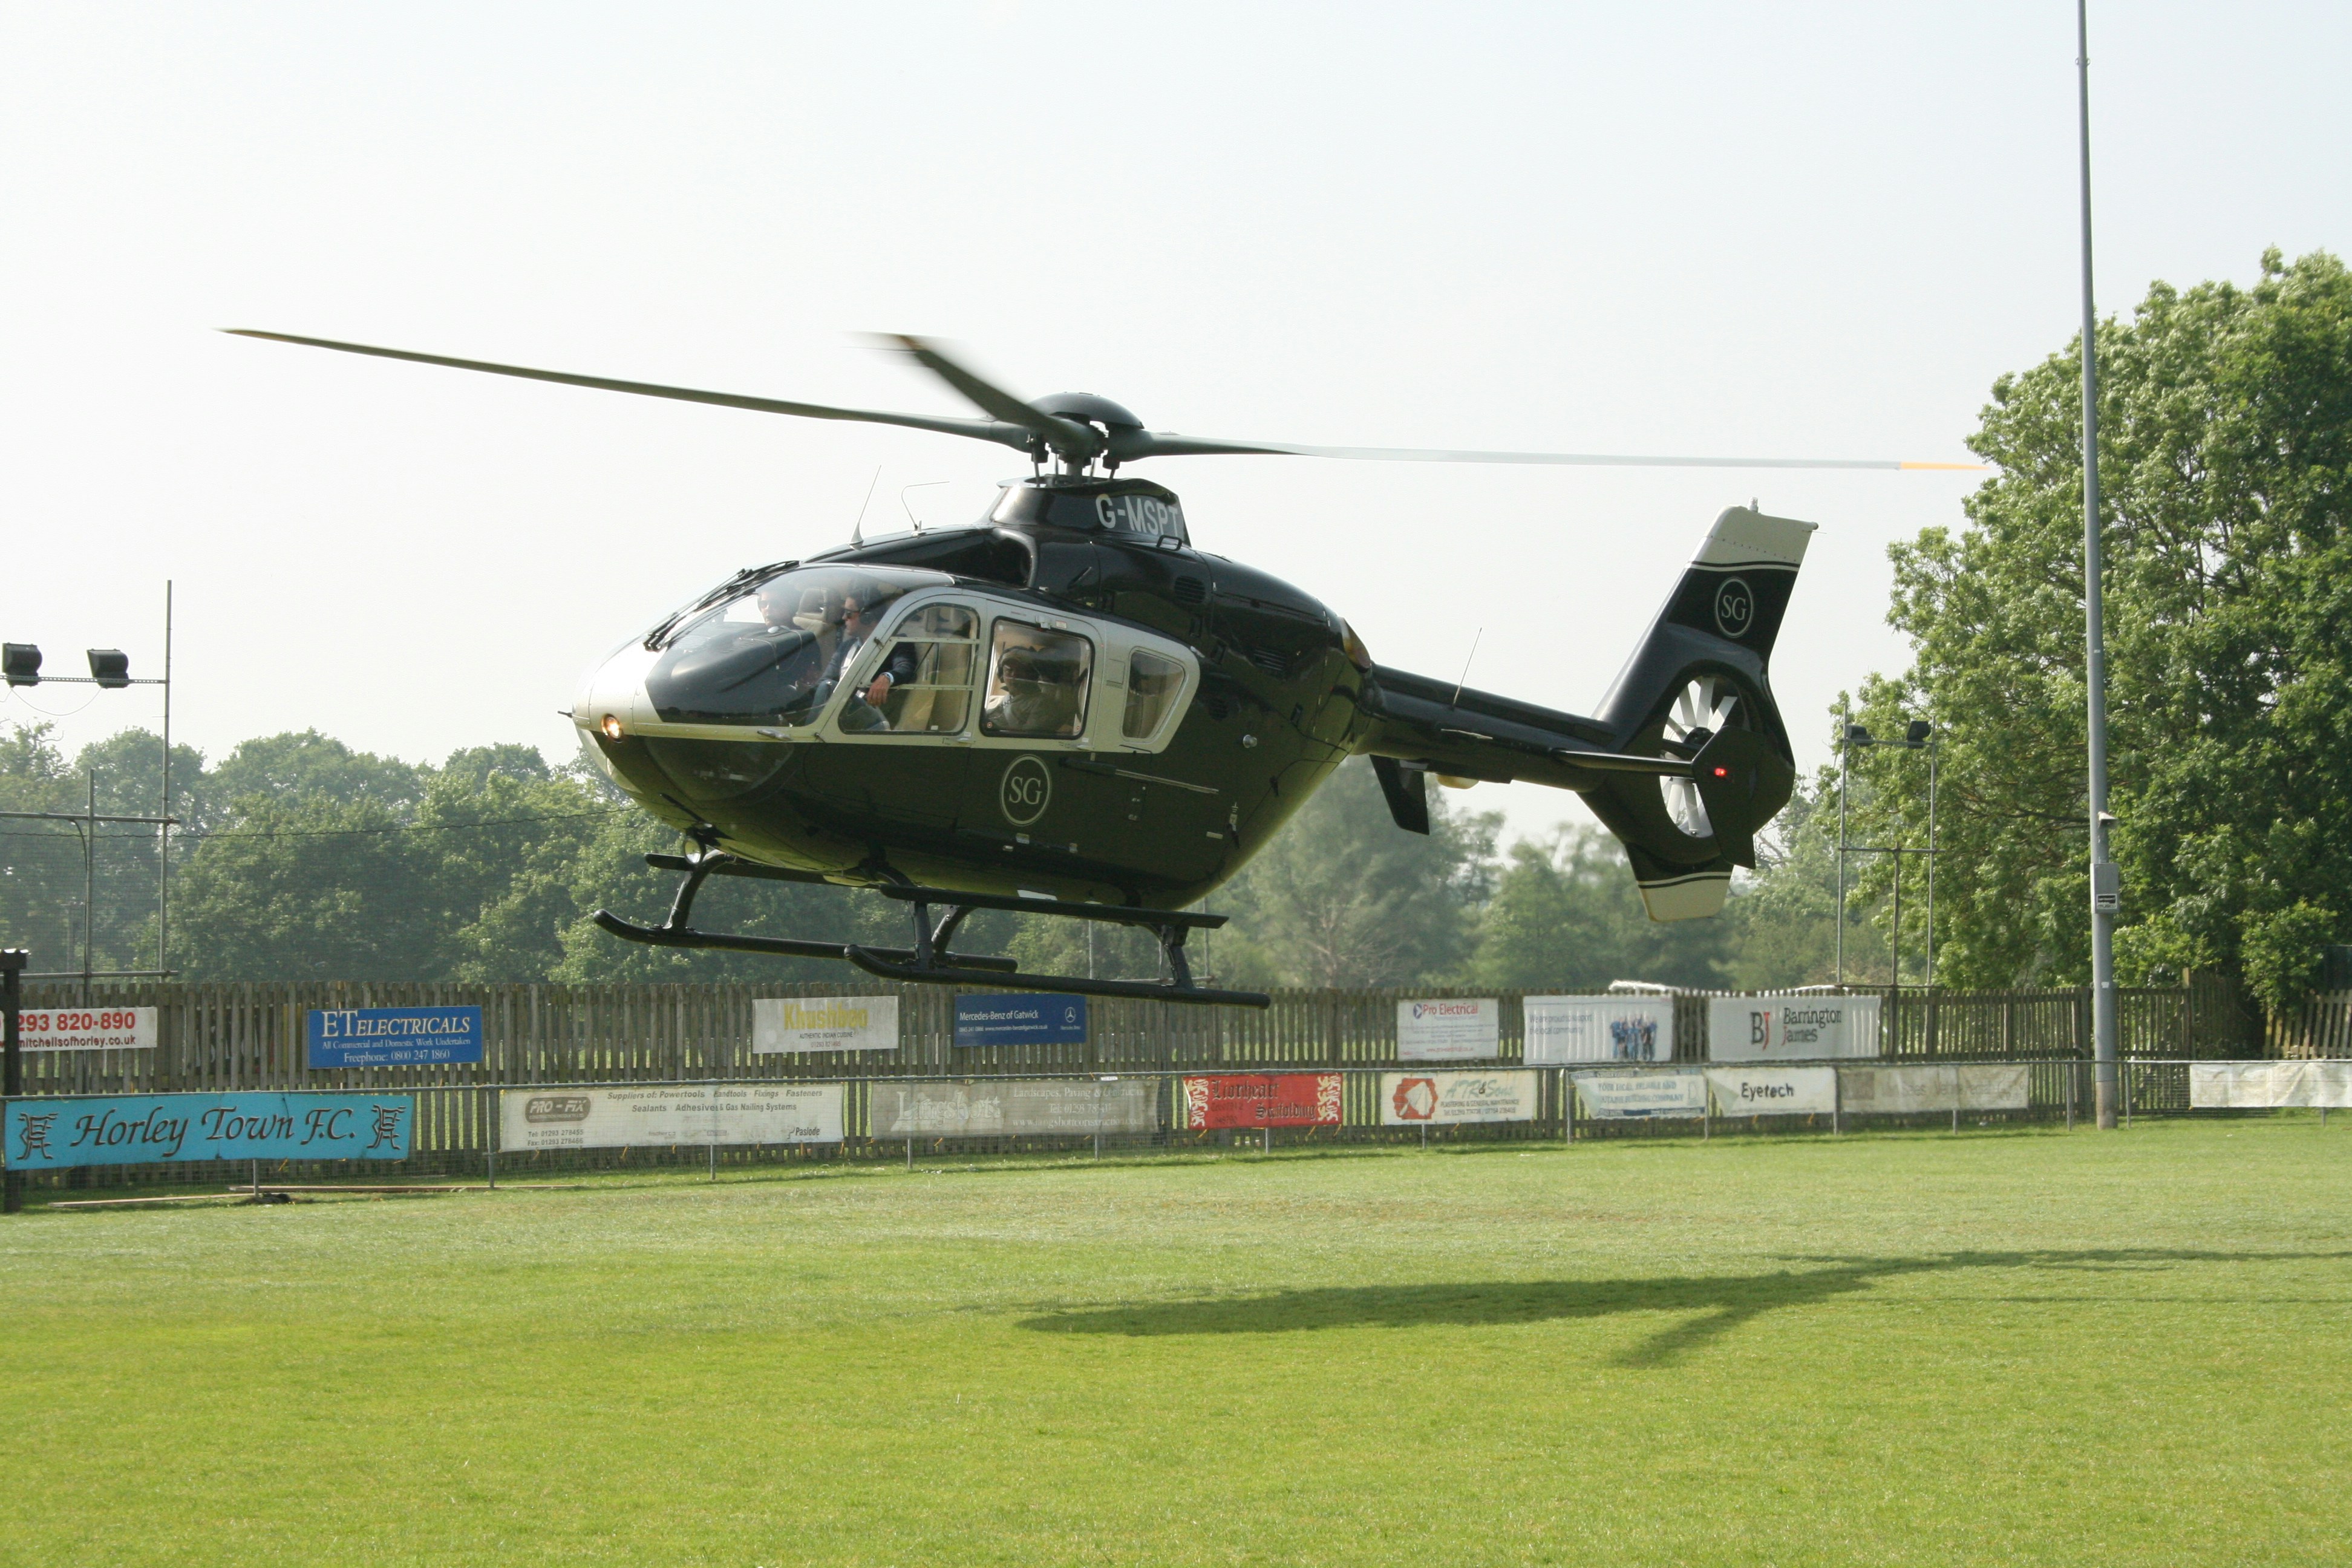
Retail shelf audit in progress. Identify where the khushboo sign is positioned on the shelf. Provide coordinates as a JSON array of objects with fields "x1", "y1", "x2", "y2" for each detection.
[
  {"x1": 1396, "y1": 998, "x2": 1498, "y2": 1061},
  {"x1": 500, "y1": 1083, "x2": 844, "y2": 1151},
  {"x1": 753, "y1": 995, "x2": 898, "y2": 1053},
  {"x1": 15, "y1": 1006, "x2": 157, "y2": 1051},
  {"x1": 4, "y1": 1091, "x2": 413, "y2": 1169}
]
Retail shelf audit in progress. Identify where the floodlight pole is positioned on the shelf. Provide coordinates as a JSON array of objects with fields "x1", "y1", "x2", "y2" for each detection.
[
  {"x1": 2077, "y1": 0, "x2": 2120, "y2": 1128},
  {"x1": 2, "y1": 949, "x2": 24, "y2": 1215}
]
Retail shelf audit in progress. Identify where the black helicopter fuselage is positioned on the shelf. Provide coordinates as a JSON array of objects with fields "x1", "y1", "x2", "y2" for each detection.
[{"x1": 580, "y1": 476, "x2": 1373, "y2": 909}]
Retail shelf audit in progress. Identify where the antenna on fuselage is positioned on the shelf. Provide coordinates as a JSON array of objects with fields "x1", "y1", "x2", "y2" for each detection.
[
  {"x1": 901, "y1": 480, "x2": 949, "y2": 532},
  {"x1": 851, "y1": 465, "x2": 881, "y2": 546}
]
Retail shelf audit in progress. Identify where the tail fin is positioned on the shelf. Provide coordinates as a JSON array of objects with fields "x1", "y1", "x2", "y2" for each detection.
[{"x1": 1584, "y1": 506, "x2": 1814, "y2": 921}]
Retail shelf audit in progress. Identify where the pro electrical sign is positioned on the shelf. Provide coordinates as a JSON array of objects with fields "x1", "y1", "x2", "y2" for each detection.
[
  {"x1": 4, "y1": 1091, "x2": 414, "y2": 1169},
  {"x1": 307, "y1": 1006, "x2": 483, "y2": 1069}
]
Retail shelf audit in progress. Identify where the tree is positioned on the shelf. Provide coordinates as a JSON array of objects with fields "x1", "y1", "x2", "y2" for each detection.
[
  {"x1": 1466, "y1": 821, "x2": 1734, "y2": 991},
  {"x1": 1210, "y1": 757, "x2": 1498, "y2": 989},
  {"x1": 1840, "y1": 250, "x2": 2352, "y2": 1007}
]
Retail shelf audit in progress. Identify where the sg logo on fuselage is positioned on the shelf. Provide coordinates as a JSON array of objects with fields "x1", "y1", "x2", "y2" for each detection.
[
  {"x1": 1713, "y1": 577, "x2": 1754, "y2": 639},
  {"x1": 999, "y1": 755, "x2": 1053, "y2": 826}
]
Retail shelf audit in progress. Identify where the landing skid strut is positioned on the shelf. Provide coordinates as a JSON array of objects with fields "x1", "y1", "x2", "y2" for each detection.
[{"x1": 593, "y1": 851, "x2": 1270, "y2": 1008}]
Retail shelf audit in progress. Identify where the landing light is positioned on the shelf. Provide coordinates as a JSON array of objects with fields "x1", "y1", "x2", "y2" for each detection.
[{"x1": 600, "y1": 714, "x2": 624, "y2": 740}]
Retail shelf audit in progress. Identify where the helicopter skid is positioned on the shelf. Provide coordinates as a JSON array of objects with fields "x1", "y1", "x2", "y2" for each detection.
[
  {"x1": 842, "y1": 944, "x2": 1270, "y2": 1008},
  {"x1": 598, "y1": 853, "x2": 1267, "y2": 1007},
  {"x1": 590, "y1": 909, "x2": 1022, "y2": 974}
]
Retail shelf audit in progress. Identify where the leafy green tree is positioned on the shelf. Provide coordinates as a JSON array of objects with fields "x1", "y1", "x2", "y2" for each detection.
[
  {"x1": 1210, "y1": 758, "x2": 1498, "y2": 989},
  {"x1": 1840, "y1": 249, "x2": 2352, "y2": 1007},
  {"x1": 1465, "y1": 822, "x2": 1733, "y2": 991}
]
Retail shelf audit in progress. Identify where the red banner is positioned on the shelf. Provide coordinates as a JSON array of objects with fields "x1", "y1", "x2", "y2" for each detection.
[{"x1": 1180, "y1": 1073, "x2": 1344, "y2": 1130}]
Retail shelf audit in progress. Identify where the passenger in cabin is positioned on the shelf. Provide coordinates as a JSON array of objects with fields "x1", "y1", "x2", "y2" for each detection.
[{"x1": 983, "y1": 622, "x2": 1089, "y2": 738}]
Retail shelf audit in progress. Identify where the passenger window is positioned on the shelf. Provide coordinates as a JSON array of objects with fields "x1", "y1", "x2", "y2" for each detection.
[
  {"x1": 1121, "y1": 650, "x2": 1186, "y2": 740},
  {"x1": 841, "y1": 602, "x2": 979, "y2": 736},
  {"x1": 982, "y1": 621, "x2": 1093, "y2": 739}
]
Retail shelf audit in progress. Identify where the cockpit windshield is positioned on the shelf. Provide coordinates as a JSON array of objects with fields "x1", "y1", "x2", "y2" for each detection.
[{"x1": 644, "y1": 564, "x2": 949, "y2": 727}]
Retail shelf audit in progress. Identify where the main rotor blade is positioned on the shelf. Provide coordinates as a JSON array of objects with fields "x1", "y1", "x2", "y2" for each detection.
[
  {"x1": 1109, "y1": 428, "x2": 1979, "y2": 471},
  {"x1": 222, "y1": 330, "x2": 1036, "y2": 454},
  {"x1": 864, "y1": 334, "x2": 1102, "y2": 463}
]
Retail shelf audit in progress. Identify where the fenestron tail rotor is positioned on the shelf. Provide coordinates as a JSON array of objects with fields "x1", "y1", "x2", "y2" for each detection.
[{"x1": 224, "y1": 329, "x2": 1981, "y2": 475}]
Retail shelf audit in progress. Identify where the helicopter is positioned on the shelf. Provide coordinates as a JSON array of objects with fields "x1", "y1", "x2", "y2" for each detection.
[{"x1": 231, "y1": 329, "x2": 1970, "y2": 1008}]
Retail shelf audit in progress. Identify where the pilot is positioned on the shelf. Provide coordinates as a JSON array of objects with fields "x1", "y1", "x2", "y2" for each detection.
[{"x1": 825, "y1": 588, "x2": 920, "y2": 731}]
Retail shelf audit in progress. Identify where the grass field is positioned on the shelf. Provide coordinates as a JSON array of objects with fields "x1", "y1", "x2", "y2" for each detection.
[{"x1": 3, "y1": 1119, "x2": 2347, "y2": 1567}]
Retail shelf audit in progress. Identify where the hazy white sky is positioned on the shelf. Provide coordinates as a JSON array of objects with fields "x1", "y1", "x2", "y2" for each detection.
[{"x1": 2, "y1": 2, "x2": 2344, "y2": 841}]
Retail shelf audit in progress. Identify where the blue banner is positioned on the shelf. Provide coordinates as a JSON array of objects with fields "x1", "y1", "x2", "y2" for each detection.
[
  {"x1": 308, "y1": 1005, "x2": 483, "y2": 1068},
  {"x1": 954, "y1": 993, "x2": 1088, "y2": 1048},
  {"x1": 4, "y1": 1092, "x2": 415, "y2": 1169}
]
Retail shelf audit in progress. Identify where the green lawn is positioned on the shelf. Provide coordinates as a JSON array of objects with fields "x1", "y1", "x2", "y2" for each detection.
[{"x1": 2, "y1": 1119, "x2": 2345, "y2": 1566}]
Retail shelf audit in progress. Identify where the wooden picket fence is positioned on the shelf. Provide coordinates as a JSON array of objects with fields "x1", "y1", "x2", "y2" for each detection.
[{"x1": 14, "y1": 975, "x2": 2266, "y2": 1100}]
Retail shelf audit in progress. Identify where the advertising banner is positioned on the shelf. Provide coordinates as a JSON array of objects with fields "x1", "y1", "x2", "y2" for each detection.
[
  {"x1": 1836, "y1": 1063, "x2": 2028, "y2": 1114},
  {"x1": 500, "y1": 1083, "x2": 844, "y2": 1151},
  {"x1": 1705, "y1": 1065, "x2": 1838, "y2": 1117},
  {"x1": 2190, "y1": 1061, "x2": 2352, "y2": 1109},
  {"x1": 955, "y1": 993, "x2": 1088, "y2": 1048},
  {"x1": 1380, "y1": 1070, "x2": 1540, "y2": 1125},
  {"x1": 15, "y1": 1005, "x2": 157, "y2": 1051},
  {"x1": 1523, "y1": 995, "x2": 1674, "y2": 1063},
  {"x1": 868, "y1": 1078, "x2": 1158, "y2": 1137},
  {"x1": 308, "y1": 1005, "x2": 483, "y2": 1069},
  {"x1": 4, "y1": 1091, "x2": 413, "y2": 1169},
  {"x1": 1180, "y1": 1073, "x2": 1345, "y2": 1130},
  {"x1": 1396, "y1": 998, "x2": 1498, "y2": 1061},
  {"x1": 1571, "y1": 1070, "x2": 1709, "y2": 1120},
  {"x1": 1707, "y1": 995, "x2": 1882, "y2": 1061},
  {"x1": 753, "y1": 995, "x2": 899, "y2": 1053}
]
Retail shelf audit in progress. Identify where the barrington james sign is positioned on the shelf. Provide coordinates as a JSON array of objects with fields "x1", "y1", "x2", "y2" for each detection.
[{"x1": 1705, "y1": 995, "x2": 1881, "y2": 1062}]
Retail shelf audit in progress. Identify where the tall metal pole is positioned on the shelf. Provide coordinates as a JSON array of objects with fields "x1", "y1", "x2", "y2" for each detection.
[
  {"x1": 159, "y1": 581, "x2": 172, "y2": 976},
  {"x1": 1925, "y1": 737, "x2": 1938, "y2": 987},
  {"x1": 2, "y1": 949, "x2": 24, "y2": 1214},
  {"x1": 2077, "y1": 0, "x2": 2120, "y2": 1128},
  {"x1": 1835, "y1": 739, "x2": 1851, "y2": 985},
  {"x1": 83, "y1": 769, "x2": 97, "y2": 1004}
]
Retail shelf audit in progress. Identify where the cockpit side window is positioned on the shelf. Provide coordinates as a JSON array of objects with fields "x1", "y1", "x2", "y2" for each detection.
[
  {"x1": 644, "y1": 565, "x2": 932, "y2": 728},
  {"x1": 1120, "y1": 649, "x2": 1186, "y2": 741},
  {"x1": 841, "y1": 601, "x2": 981, "y2": 736},
  {"x1": 981, "y1": 620, "x2": 1093, "y2": 739}
]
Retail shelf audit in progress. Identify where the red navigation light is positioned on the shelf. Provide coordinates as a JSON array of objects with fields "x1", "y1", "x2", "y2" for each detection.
[{"x1": 1712, "y1": 765, "x2": 1729, "y2": 778}]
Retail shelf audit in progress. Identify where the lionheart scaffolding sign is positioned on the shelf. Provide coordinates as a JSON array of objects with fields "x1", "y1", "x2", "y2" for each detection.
[{"x1": 3, "y1": 1091, "x2": 416, "y2": 1170}]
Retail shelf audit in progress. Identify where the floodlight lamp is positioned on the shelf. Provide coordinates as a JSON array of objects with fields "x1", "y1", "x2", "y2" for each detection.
[
  {"x1": 1, "y1": 644, "x2": 40, "y2": 687},
  {"x1": 1905, "y1": 719, "x2": 1932, "y2": 746},
  {"x1": 1843, "y1": 722, "x2": 1873, "y2": 747},
  {"x1": 88, "y1": 648, "x2": 131, "y2": 688}
]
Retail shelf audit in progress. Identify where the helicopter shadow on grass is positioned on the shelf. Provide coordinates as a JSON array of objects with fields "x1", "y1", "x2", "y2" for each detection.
[{"x1": 1017, "y1": 1249, "x2": 2352, "y2": 1367}]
